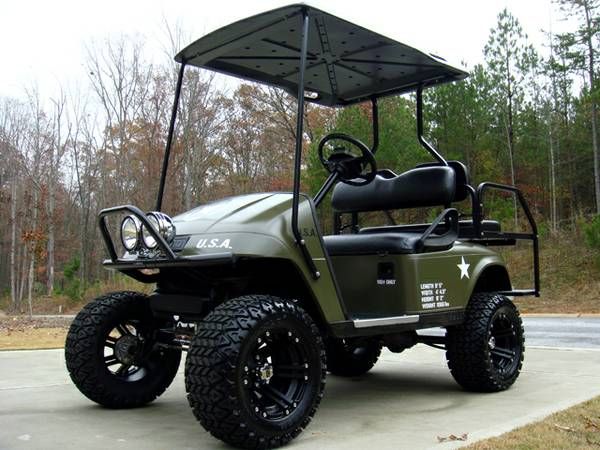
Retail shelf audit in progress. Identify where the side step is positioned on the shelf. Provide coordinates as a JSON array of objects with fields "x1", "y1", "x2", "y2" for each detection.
[
  {"x1": 353, "y1": 315, "x2": 419, "y2": 329},
  {"x1": 497, "y1": 289, "x2": 537, "y2": 297},
  {"x1": 330, "y1": 310, "x2": 464, "y2": 338}
]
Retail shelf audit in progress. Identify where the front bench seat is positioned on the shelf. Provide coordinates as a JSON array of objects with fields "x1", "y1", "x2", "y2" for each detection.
[
  {"x1": 324, "y1": 166, "x2": 457, "y2": 255},
  {"x1": 324, "y1": 232, "x2": 422, "y2": 256},
  {"x1": 330, "y1": 166, "x2": 456, "y2": 213},
  {"x1": 323, "y1": 229, "x2": 452, "y2": 256}
]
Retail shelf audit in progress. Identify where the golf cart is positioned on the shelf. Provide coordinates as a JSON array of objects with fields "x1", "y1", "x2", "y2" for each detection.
[{"x1": 65, "y1": 4, "x2": 540, "y2": 449}]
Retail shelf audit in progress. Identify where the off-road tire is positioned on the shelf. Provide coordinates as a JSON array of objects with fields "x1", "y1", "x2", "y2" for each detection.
[
  {"x1": 446, "y1": 293, "x2": 524, "y2": 392},
  {"x1": 325, "y1": 337, "x2": 382, "y2": 376},
  {"x1": 185, "y1": 295, "x2": 326, "y2": 449},
  {"x1": 65, "y1": 291, "x2": 181, "y2": 408}
]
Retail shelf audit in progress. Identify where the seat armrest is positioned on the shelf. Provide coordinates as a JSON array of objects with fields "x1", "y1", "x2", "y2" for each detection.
[{"x1": 418, "y1": 208, "x2": 458, "y2": 252}]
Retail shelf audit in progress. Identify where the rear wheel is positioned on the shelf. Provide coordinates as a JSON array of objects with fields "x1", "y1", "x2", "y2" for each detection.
[
  {"x1": 446, "y1": 293, "x2": 524, "y2": 392},
  {"x1": 185, "y1": 295, "x2": 326, "y2": 449},
  {"x1": 65, "y1": 291, "x2": 181, "y2": 408},
  {"x1": 325, "y1": 337, "x2": 382, "y2": 376}
]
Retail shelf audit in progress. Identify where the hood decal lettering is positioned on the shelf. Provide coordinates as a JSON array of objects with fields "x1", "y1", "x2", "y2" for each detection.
[{"x1": 197, "y1": 238, "x2": 233, "y2": 249}]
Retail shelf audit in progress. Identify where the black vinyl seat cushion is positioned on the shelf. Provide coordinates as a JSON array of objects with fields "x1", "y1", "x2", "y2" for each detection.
[
  {"x1": 324, "y1": 233, "x2": 420, "y2": 256},
  {"x1": 358, "y1": 219, "x2": 501, "y2": 239},
  {"x1": 331, "y1": 166, "x2": 456, "y2": 213},
  {"x1": 323, "y1": 230, "x2": 454, "y2": 256}
]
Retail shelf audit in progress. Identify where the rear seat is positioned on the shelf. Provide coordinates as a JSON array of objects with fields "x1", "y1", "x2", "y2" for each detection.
[{"x1": 359, "y1": 219, "x2": 501, "y2": 239}]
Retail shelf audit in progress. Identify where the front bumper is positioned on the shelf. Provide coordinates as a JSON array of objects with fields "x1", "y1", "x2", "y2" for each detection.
[
  {"x1": 103, "y1": 252, "x2": 236, "y2": 270},
  {"x1": 99, "y1": 204, "x2": 237, "y2": 282}
]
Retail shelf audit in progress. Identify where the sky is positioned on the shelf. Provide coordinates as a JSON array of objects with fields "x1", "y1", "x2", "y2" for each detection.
[{"x1": 0, "y1": 0, "x2": 573, "y2": 100}]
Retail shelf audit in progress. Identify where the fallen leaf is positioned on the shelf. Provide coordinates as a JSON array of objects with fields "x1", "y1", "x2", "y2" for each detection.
[
  {"x1": 437, "y1": 433, "x2": 468, "y2": 443},
  {"x1": 583, "y1": 416, "x2": 600, "y2": 430},
  {"x1": 554, "y1": 424, "x2": 575, "y2": 432}
]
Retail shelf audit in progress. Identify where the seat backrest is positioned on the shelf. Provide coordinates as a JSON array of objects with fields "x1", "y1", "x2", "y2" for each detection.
[
  {"x1": 417, "y1": 160, "x2": 470, "y2": 202},
  {"x1": 331, "y1": 166, "x2": 456, "y2": 213}
]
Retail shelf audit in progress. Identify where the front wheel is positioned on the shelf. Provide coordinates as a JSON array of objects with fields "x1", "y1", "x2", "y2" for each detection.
[
  {"x1": 185, "y1": 295, "x2": 326, "y2": 449},
  {"x1": 446, "y1": 293, "x2": 524, "y2": 392},
  {"x1": 65, "y1": 291, "x2": 181, "y2": 408}
]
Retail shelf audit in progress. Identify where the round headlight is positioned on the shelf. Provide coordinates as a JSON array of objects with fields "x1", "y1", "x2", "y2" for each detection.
[
  {"x1": 142, "y1": 212, "x2": 175, "y2": 249},
  {"x1": 121, "y1": 215, "x2": 140, "y2": 251},
  {"x1": 142, "y1": 214, "x2": 160, "y2": 249}
]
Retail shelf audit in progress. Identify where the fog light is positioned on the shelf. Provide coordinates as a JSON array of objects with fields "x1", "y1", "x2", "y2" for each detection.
[{"x1": 121, "y1": 216, "x2": 140, "y2": 251}]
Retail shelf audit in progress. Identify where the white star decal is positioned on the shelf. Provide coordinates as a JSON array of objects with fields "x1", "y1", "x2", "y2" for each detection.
[{"x1": 457, "y1": 256, "x2": 470, "y2": 279}]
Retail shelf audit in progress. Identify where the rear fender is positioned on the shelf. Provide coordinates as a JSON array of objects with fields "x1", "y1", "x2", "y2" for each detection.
[{"x1": 471, "y1": 264, "x2": 512, "y2": 295}]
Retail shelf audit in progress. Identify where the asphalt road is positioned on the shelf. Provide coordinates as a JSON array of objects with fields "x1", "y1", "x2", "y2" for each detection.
[
  {"x1": 523, "y1": 316, "x2": 600, "y2": 349},
  {"x1": 419, "y1": 316, "x2": 600, "y2": 350},
  {"x1": 0, "y1": 317, "x2": 599, "y2": 450}
]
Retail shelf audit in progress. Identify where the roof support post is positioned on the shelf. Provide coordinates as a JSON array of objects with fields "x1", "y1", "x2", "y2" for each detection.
[
  {"x1": 291, "y1": 8, "x2": 320, "y2": 279},
  {"x1": 156, "y1": 61, "x2": 186, "y2": 211},
  {"x1": 371, "y1": 97, "x2": 379, "y2": 154},
  {"x1": 416, "y1": 86, "x2": 447, "y2": 165}
]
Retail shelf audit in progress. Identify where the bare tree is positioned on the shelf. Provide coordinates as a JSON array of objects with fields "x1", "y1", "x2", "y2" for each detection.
[
  {"x1": 46, "y1": 89, "x2": 71, "y2": 295},
  {"x1": 0, "y1": 99, "x2": 27, "y2": 310},
  {"x1": 86, "y1": 37, "x2": 152, "y2": 206}
]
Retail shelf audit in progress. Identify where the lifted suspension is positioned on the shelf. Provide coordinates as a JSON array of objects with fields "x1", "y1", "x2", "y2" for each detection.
[{"x1": 156, "y1": 320, "x2": 196, "y2": 351}]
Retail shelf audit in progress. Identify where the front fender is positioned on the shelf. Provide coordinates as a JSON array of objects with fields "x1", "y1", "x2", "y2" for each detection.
[{"x1": 174, "y1": 195, "x2": 346, "y2": 323}]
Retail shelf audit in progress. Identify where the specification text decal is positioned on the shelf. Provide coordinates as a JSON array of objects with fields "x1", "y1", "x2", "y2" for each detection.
[{"x1": 420, "y1": 282, "x2": 449, "y2": 309}]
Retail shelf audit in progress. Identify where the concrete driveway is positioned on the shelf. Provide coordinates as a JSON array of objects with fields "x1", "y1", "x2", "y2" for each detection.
[{"x1": 1, "y1": 343, "x2": 599, "y2": 450}]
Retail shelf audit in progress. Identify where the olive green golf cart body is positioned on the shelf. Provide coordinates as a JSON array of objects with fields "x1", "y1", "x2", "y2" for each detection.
[
  {"x1": 117, "y1": 192, "x2": 510, "y2": 330},
  {"x1": 68, "y1": 4, "x2": 540, "y2": 449}
]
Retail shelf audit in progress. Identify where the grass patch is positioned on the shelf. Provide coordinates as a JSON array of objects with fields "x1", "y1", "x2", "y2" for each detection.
[
  {"x1": 0, "y1": 275, "x2": 151, "y2": 315},
  {"x1": 0, "y1": 327, "x2": 67, "y2": 350},
  {"x1": 501, "y1": 234, "x2": 600, "y2": 314},
  {"x1": 0, "y1": 316, "x2": 71, "y2": 350},
  {"x1": 465, "y1": 396, "x2": 600, "y2": 449}
]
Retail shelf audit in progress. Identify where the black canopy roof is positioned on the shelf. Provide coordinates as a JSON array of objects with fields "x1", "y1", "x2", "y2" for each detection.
[{"x1": 176, "y1": 4, "x2": 468, "y2": 107}]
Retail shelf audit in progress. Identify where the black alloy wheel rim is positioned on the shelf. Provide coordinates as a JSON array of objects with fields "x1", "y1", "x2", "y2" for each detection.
[
  {"x1": 488, "y1": 310, "x2": 520, "y2": 376},
  {"x1": 241, "y1": 325, "x2": 312, "y2": 422},
  {"x1": 103, "y1": 320, "x2": 149, "y2": 381}
]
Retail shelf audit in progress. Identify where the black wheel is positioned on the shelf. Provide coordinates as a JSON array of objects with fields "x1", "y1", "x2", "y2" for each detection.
[
  {"x1": 325, "y1": 337, "x2": 382, "y2": 376},
  {"x1": 65, "y1": 291, "x2": 181, "y2": 408},
  {"x1": 185, "y1": 295, "x2": 326, "y2": 449},
  {"x1": 446, "y1": 293, "x2": 524, "y2": 392}
]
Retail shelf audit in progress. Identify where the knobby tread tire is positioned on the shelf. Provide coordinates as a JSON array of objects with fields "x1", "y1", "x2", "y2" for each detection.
[
  {"x1": 325, "y1": 338, "x2": 382, "y2": 377},
  {"x1": 65, "y1": 291, "x2": 181, "y2": 408},
  {"x1": 185, "y1": 295, "x2": 326, "y2": 450},
  {"x1": 446, "y1": 292, "x2": 524, "y2": 392}
]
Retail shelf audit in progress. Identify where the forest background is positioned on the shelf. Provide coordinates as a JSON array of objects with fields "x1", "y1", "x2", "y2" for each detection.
[{"x1": 1, "y1": 0, "x2": 599, "y2": 314}]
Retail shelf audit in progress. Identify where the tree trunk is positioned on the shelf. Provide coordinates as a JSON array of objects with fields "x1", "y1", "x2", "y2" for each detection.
[
  {"x1": 549, "y1": 125, "x2": 558, "y2": 232},
  {"x1": 18, "y1": 246, "x2": 27, "y2": 310},
  {"x1": 27, "y1": 254, "x2": 34, "y2": 317},
  {"x1": 583, "y1": 1, "x2": 599, "y2": 213},
  {"x1": 10, "y1": 180, "x2": 17, "y2": 310},
  {"x1": 47, "y1": 165, "x2": 55, "y2": 296},
  {"x1": 505, "y1": 107, "x2": 519, "y2": 229},
  {"x1": 505, "y1": 52, "x2": 518, "y2": 228},
  {"x1": 508, "y1": 148, "x2": 519, "y2": 228},
  {"x1": 29, "y1": 189, "x2": 39, "y2": 316}
]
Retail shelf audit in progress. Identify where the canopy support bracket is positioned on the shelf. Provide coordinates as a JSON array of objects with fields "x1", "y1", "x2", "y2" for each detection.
[
  {"x1": 292, "y1": 9, "x2": 320, "y2": 280},
  {"x1": 156, "y1": 61, "x2": 186, "y2": 211},
  {"x1": 416, "y1": 85, "x2": 447, "y2": 166}
]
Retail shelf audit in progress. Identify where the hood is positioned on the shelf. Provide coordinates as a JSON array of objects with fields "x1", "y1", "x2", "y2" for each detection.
[{"x1": 172, "y1": 193, "x2": 296, "y2": 235}]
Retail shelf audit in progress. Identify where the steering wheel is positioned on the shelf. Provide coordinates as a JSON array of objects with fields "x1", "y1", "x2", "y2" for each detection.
[{"x1": 317, "y1": 133, "x2": 377, "y2": 186}]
